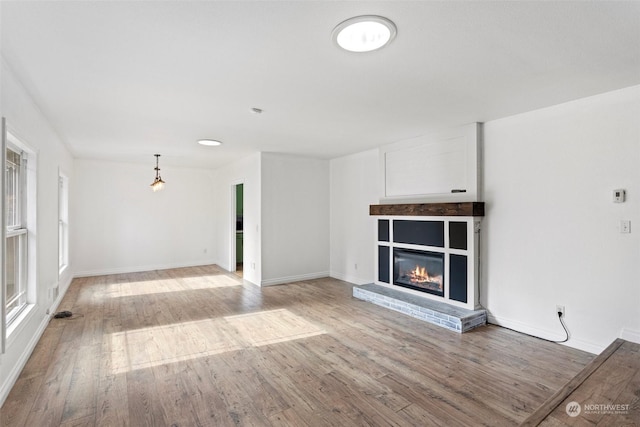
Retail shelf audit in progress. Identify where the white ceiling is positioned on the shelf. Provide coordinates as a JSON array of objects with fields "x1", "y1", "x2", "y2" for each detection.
[{"x1": 1, "y1": 1, "x2": 639, "y2": 169}]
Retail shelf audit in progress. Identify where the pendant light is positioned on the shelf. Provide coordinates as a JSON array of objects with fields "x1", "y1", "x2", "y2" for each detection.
[{"x1": 150, "y1": 154, "x2": 165, "y2": 192}]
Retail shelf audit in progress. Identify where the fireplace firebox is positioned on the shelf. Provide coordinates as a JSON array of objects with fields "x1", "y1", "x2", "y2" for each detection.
[{"x1": 393, "y1": 248, "x2": 444, "y2": 297}]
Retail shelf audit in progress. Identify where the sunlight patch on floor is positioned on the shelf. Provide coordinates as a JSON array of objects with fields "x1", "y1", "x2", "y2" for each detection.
[
  {"x1": 105, "y1": 309, "x2": 325, "y2": 374},
  {"x1": 103, "y1": 275, "x2": 241, "y2": 298},
  {"x1": 225, "y1": 309, "x2": 326, "y2": 347},
  {"x1": 106, "y1": 318, "x2": 242, "y2": 374}
]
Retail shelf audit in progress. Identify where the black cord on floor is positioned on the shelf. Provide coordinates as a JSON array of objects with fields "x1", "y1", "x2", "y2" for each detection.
[
  {"x1": 495, "y1": 312, "x2": 569, "y2": 344},
  {"x1": 53, "y1": 311, "x2": 85, "y2": 320},
  {"x1": 66, "y1": 313, "x2": 85, "y2": 320}
]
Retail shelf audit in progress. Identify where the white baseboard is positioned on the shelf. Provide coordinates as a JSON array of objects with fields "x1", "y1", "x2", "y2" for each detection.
[
  {"x1": 73, "y1": 260, "x2": 216, "y2": 278},
  {"x1": 329, "y1": 271, "x2": 371, "y2": 286},
  {"x1": 487, "y1": 313, "x2": 603, "y2": 354},
  {"x1": 620, "y1": 328, "x2": 640, "y2": 344},
  {"x1": 260, "y1": 271, "x2": 329, "y2": 287},
  {"x1": 0, "y1": 313, "x2": 50, "y2": 407},
  {"x1": 242, "y1": 278, "x2": 260, "y2": 287}
]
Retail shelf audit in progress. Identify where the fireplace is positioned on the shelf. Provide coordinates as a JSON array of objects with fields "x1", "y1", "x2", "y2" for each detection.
[
  {"x1": 361, "y1": 202, "x2": 486, "y2": 332},
  {"x1": 370, "y1": 202, "x2": 484, "y2": 310},
  {"x1": 393, "y1": 248, "x2": 444, "y2": 297}
]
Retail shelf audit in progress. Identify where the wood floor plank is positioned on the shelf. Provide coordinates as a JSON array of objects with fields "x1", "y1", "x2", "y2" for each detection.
[
  {"x1": 22, "y1": 345, "x2": 79, "y2": 427},
  {"x1": 1, "y1": 266, "x2": 598, "y2": 427},
  {"x1": 379, "y1": 372, "x2": 508, "y2": 427},
  {"x1": 95, "y1": 372, "x2": 129, "y2": 427},
  {"x1": 250, "y1": 349, "x2": 330, "y2": 416},
  {"x1": 268, "y1": 407, "x2": 313, "y2": 427},
  {"x1": 151, "y1": 367, "x2": 202, "y2": 427},
  {"x1": 202, "y1": 371, "x2": 271, "y2": 426},
  {"x1": 15, "y1": 323, "x2": 65, "y2": 380},
  {"x1": 221, "y1": 347, "x2": 292, "y2": 419},
  {"x1": 60, "y1": 343, "x2": 100, "y2": 424},
  {"x1": 179, "y1": 361, "x2": 238, "y2": 427},
  {"x1": 0, "y1": 376, "x2": 41, "y2": 427},
  {"x1": 598, "y1": 367, "x2": 640, "y2": 426},
  {"x1": 334, "y1": 321, "x2": 519, "y2": 424},
  {"x1": 125, "y1": 366, "x2": 170, "y2": 427},
  {"x1": 58, "y1": 414, "x2": 96, "y2": 427}
]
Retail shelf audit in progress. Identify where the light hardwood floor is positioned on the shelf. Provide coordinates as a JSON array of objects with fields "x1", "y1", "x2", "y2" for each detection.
[{"x1": 1, "y1": 265, "x2": 596, "y2": 426}]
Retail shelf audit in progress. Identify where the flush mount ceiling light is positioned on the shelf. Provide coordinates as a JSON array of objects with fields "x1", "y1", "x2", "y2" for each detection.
[
  {"x1": 150, "y1": 154, "x2": 165, "y2": 192},
  {"x1": 332, "y1": 15, "x2": 397, "y2": 52},
  {"x1": 197, "y1": 139, "x2": 223, "y2": 146}
]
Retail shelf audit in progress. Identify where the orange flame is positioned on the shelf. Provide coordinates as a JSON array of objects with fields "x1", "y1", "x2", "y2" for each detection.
[{"x1": 408, "y1": 265, "x2": 442, "y2": 287}]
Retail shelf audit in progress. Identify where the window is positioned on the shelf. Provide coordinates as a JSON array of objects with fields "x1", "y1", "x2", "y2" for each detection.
[
  {"x1": 5, "y1": 146, "x2": 27, "y2": 324},
  {"x1": 3, "y1": 131, "x2": 36, "y2": 330},
  {"x1": 58, "y1": 173, "x2": 69, "y2": 275}
]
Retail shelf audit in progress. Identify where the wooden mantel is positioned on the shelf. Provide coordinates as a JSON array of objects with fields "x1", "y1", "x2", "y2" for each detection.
[{"x1": 369, "y1": 202, "x2": 485, "y2": 217}]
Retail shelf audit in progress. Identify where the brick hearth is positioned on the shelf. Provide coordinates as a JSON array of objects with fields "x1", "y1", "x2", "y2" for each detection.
[{"x1": 353, "y1": 283, "x2": 486, "y2": 333}]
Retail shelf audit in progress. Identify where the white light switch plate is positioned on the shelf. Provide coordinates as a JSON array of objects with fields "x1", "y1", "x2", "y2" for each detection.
[{"x1": 621, "y1": 220, "x2": 631, "y2": 233}]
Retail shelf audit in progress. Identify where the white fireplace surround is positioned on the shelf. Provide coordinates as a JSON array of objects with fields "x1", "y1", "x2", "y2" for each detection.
[
  {"x1": 369, "y1": 202, "x2": 484, "y2": 312},
  {"x1": 374, "y1": 215, "x2": 481, "y2": 311}
]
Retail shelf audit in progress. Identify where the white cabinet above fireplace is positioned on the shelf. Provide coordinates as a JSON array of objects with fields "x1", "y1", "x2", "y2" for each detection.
[{"x1": 379, "y1": 123, "x2": 482, "y2": 203}]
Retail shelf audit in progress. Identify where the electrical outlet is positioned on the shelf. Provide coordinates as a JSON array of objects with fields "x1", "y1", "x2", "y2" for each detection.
[{"x1": 556, "y1": 305, "x2": 565, "y2": 317}]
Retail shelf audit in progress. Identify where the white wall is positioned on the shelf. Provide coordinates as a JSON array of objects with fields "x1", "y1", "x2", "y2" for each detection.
[
  {"x1": 0, "y1": 58, "x2": 74, "y2": 404},
  {"x1": 330, "y1": 149, "x2": 379, "y2": 284},
  {"x1": 261, "y1": 153, "x2": 330, "y2": 286},
  {"x1": 483, "y1": 85, "x2": 640, "y2": 353},
  {"x1": 73, "y1": 159, "x2": 216, "y2": 276},
  {"x1": 211, "y1": 152, "x2": 261, "y2": 286}
]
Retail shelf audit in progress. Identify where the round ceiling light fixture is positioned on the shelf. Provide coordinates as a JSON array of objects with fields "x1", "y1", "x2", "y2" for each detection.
[
  {"x1": 332, "y1": 15, "x2": 397, "y2": 53},
  {"x1": 197, "y1": 139, "x2": 223, "y2": 146}
]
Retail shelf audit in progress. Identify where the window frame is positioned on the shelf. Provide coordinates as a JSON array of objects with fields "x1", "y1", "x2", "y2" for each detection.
[
  {"x1": 5, "y1": 143, "x2": 28, "y2": 325},
  {"x1": 58, "y1": 173, "x2": 69, "y2": 275},
  {"x1": 3, "y1": 129, "x2": 37, "y2": 336},
  {"x1": 5, "y1": 229, "x2": 28, "y2": 324},
  {"x1": 1, "y1": 117, "x2": 6, "y2": 353}
]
